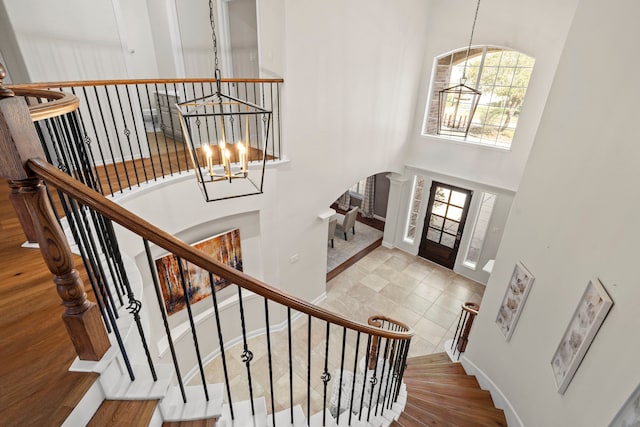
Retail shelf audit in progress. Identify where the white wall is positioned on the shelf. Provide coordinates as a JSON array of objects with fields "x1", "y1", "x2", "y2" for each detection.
[
  {"x1": 3, "y1": 0, "x2": 159, "y2": 81},
  {"x1": 405, "y1": 0, "x2": 579, "y2": 192},
  {"x1": 465, "y1": 0, "x2": 640, "y2": 425},
  {"x1": 273, "y1": 0, "x2": 431, "y2": 299}
]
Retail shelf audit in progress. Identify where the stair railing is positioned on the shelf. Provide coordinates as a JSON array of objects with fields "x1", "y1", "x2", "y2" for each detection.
[
  {"x1": 0, "y1": 78, "x2": 413, "y2": 425},
  {"x1": 10, "y1": 77, "x2": 283, "y2": 197},
  {"x1": 451, "y1": 302, "x2": 480, "y2": 360}
]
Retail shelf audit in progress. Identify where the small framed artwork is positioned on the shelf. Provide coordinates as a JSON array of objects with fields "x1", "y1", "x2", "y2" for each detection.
[
  {"x1": 496, "y1": 262, "x2": 535, "y2": 341},
  {"x1": 551, "y1": 277, "x2": 613, "y2": 394},
  {"x1": 609, "y1": 383, "x2": 640, "y2": 426},
  {"x1": 155, "y1": 228, "x2": 243, "y2": 316}
]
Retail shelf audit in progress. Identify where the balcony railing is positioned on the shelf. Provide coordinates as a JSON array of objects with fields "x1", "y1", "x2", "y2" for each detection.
[
  {"x1": 1, "y1": 81, "x2": 413, "y2": 426},
  {"x1": 11, "y1": 77, "x2": 283, "y2": 197}
]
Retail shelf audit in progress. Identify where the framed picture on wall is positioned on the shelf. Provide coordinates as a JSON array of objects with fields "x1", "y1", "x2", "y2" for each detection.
[
  {"x1": 495, "y1": 262, "x2": 535, "y2": 341},
  {"x1": 154, "y1": 228, "x2": 243, "y2": 316},
  {"x1": 609, "y1": 383, "x2": 640, "y2": 426},
  {"x1": 550, "y1": 278, "x2": 613, "y2": 394}
]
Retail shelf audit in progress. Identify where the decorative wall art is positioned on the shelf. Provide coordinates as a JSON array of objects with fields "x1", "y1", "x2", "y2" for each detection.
[
  {"x1": 551, "y1": 278, "x2": 613, "y2": 394},
  {"x1": 609, "y1": 383, "x2": 640, "y2": 427},
  {"x1": 496, "y1": 262, "x2": 535, "y2": 340},
  {"x1": 155, "y1": 228, "x2": 243, "y2": 316}
]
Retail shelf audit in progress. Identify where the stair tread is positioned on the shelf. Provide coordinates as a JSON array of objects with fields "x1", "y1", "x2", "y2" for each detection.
[
  {"x1": 403, "y1": 362, "x2": 466, "y2": 374},
  {"x1": 407, "y1": 390, "x2": 501, "y2": 413},
  {"x1": 160, "y1": 384, "x2": 225, "y2": 422},
  {"x1": 403, "y1": 373, "x2": 480, "y2": 388},
  {"x1": 394, "y1": 410, "x2": 440, "y2": 427},
  {"x1": 267, "y1": 405, "x2": 307, "y2": 427},
  {"x1": 87, "y1": 399, "x2": 158, "y2": 426},
  {"x1": 405, "y1": 397, "x2": 507, "y2": 426},
  {"x1": 219, "y1": 398, "x2": 268, "y2": 427},
  {"x1": 163, "y1": 420, "x2": 217, "y2": 427},
  {"x1": 406, "y1": 353, "x2": 451, "y2": 365},
  {"x1": 406, "y1": 383, "x2": 494, "y2": 405}
]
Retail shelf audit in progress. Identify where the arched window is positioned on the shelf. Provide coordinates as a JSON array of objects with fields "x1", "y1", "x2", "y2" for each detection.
[{"x1": 424, "y1": 46, "x2": 535, "y2": 149}]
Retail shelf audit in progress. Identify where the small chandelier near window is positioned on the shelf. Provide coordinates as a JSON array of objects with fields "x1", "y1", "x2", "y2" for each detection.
[
  {"x1": 437, "y1": 0, "x2": 482, "y2": 138},
  {"x1": 177, "y1": 0, "x2": 272, "y2": 202}
]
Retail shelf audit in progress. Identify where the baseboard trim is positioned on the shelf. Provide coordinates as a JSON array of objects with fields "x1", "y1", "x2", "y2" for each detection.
[{"x1": 458, "y1": 353, "x2": 524, "y2": 427}]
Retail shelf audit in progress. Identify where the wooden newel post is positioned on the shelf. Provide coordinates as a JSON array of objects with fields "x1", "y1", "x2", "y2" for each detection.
[{"x1": 0, "y1": 64, "x2": 110, "y2": 360}]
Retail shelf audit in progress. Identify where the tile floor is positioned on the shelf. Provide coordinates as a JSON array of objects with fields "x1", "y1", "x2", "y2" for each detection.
[{"x1": 196, "y1": 246, "x2": 485, "y2": 416}]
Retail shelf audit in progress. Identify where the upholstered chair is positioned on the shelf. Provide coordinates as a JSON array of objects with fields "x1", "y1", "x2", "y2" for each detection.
[
  {"x1": 328, "y1": 218, "x2": 337, "y2": 248},
  {"x1": 336, "y1": 207, "x2": 359, "y2": 240}
]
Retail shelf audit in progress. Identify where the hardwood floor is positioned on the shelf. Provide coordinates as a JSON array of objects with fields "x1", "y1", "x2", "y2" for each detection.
[{"x1": 0, "y1": 179, "x2": 98, "y2": 426}]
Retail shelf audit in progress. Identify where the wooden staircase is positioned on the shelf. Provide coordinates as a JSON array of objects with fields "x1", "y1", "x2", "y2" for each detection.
[{"x1": 391, "y1": 353, "x2": 507, "y2": 427}]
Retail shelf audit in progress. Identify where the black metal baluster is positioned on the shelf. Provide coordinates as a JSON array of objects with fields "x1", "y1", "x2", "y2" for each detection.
[
  {"x1": 269, "y1": 83, "x2": 274, "y2": 159},
  {"x1": 336, "y1": 327, "x2": 347, "y2": 425},
  {"x1": 394, "y1": 339, "x2": 411, "y2": 402},
  {"x1": 452, "y1": 307, "x2": 465, "y2": 355},
  {"x1": 124, "y1": 84, "x2": 149, "y2": 184},
  {"x1": 149, "y1": 84, "x2": 167, "y2": 179},
  {"x1": 358, "y1": 335, "x2": 372, "y2": 421},
  {"x1": 69, "y1": 198, "x2": 122, "y2": 313},
  {"x1": 307, "y1": 315, "x2": 312, "y2": 422},
  {"x1": 287, "y1": 307, "x2": 294, "y2": 424},
  {"x1": 93, "y1": 86, "x2": 124, "y2": 193},
  {"x1": 54, "y1": 189, "x2": 110, "y2": 332},
  {"x1": 86, "y1": 210, "x2": 125, "y2": 305},
  {"x1": 114, "y1": 85, "x2": 140, "y2": 186},
  {"x1": 164, "y1": 83, "x2": 180, "y2": 174},
  {"x1": 81, "y1": 87, "x2": 113, "y2": 194},
  {"x1": 70, "y1": 87, "x2": 104, "y2": 194},
  {"x1": 208, "y1": 272, "x2": 234, "y2": 419},
  {"x1": 381, "y1": 339, "x2": 396, "y2": 411},
  {"x1": 236, "y1": 286, "x2": 255, "y2": 414},
  {"x1": 276, "y1": 82, "x2": 281, "y2": 158},
  {"x1": 65, "y1": 195, "x2": 134, "y2": 380},
  {"x1": 366, "y1": 340, "x2": 381, "y2": 422},
  {"x1": 133, "y1": 84, "x2": 157, "y2": 182},
  {"x1": 104, "y1": 85, "x2": 132, "y2": 190},
  {"x1": 321, "y1": 322, "x2": 331, "y2": 426},
  {"x1": 144, "y1": 240, "x2": 187, "y2": 403},
  {"x1": 66, "y1": 111, "x2": 102, "y2": 193},
  {"x1": 252, "y1": 82, "x2": 259, "y2": 163},
  {"x1": 374, "y1": 338, "x2": 390, "y2": 416},
  {"x1": 265, "y1": 298, "x2": 275, "y2": 427},
  {"x1": 176, "y1": 257, "x2": 209, "y2": 400},
  {"x1": 348, "y1": 332, "x2": 361, "y2": 425},
  {"x1": 155, "y1": 84, "x2": 174, "y2": 176},
  {"x1": 102, "y1": 216, "x2": 156, "y2": 380},
  {"x1": 178, "y1": 82, "x2": 189, "y2": 170}
]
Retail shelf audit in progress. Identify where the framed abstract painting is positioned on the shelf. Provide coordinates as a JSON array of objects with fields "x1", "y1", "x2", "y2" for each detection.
[{"x1": 154, "y1": 228, "x2": 242, "y2": 315}]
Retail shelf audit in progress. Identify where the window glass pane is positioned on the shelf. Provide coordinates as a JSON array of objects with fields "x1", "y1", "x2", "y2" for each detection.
[
  {"x1": 425, "y1": 46, "x2": 535, "y2": 149},
  {"x1": 443, "y1": 219, "x2": 459, "y2": 235},
  {"x1": 441, "y1": 233, "x2": 456, "y2": 248},
  {"x1": 435, "y1": 187, "x2": 450, "y2": 203},
  {"x1": 446, "y1": 205, "x2": 463, "y2": 221},
  {"x1": 464, "y1": 192, "x2": 497, "y2": 269},
  {"x1": 429, "y1": 215, "x2": 444, "y2": 230},
  {"x1": 427, "y1": 228, "x2": 441, "y2": 243},
  {"x1": 449, "y1": 191, "x2": 467, "y2": 207},
  {"x1": 404, "y1": 175, "x2": 427, "y2": 243},
  {"x1": 500, "y1": 51, "x2": 520, "y2": 67},
  {"x1": 432, "y1": 201, "x2": 447, "y2": 217}
]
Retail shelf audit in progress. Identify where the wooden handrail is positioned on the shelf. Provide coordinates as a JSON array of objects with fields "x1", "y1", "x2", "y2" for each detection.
[
  {"x1": 9, "y1": 77, "x2": 284, "y2": 90},
  {"x1": 368, "y1": 315, "x2": 411, "y2": 332},
  {"x1": 461, "y1": 302, "x2": 480, "y2": 315},
  {"x1": 11, "y1": 88, "x2": 80, "y2": 121},
  {"x1": 27, "y1": 157, "x2": 414, "y2": 341}
]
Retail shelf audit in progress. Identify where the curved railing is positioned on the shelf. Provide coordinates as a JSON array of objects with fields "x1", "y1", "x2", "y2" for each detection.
[
  {"x1": 9, "y1": 77, "x2": 283, "y2": 197},
  {"x1": 1, "y1": 81, "x2": 412, "y2": 426}
]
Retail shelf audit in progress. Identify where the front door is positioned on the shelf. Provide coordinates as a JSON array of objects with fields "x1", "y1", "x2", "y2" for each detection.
[{"x1": 418, "y1": 182, "x2": 473, "y2": 269}]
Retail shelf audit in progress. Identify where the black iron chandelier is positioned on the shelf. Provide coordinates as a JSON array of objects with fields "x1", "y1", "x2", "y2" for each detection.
[
  {"x1": 177, "y1": 0, "x2": 272, "y2": 202},
  {"x1": 437, "y1": 0, "x2": 482, "y2": 138}
]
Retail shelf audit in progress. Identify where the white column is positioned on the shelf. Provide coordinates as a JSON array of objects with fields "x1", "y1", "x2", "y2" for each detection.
[{"x1": 382, "y1": 173, "x2": 408, "y2": 248}]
